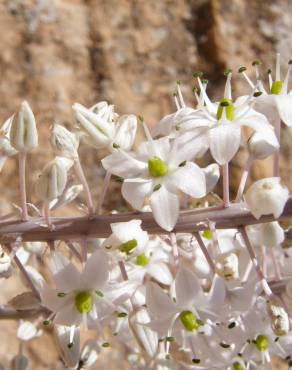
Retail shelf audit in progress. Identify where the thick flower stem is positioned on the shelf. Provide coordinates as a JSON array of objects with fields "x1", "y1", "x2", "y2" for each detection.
[
  {"x1": 96, "y1": 170, "x2": 111, "y2": 215},
  {"x1": 193, "y1": 233, "x2": 215, "y2": 273},
  {"x1": 239, "y1": 226, "x2": 273, "y2": 297},
  {"x1": 222, "y1": 163, "x2": 230, "y2": 208},
  {"x1": 74, "y1": 158, "x2": 94, "y2": 217},
  {"x1": 235, "y1": 155, "x2": 253, "y2": 202},
  {"x1": 18, "y1": 152, "x2": 28, "y2": 221}
]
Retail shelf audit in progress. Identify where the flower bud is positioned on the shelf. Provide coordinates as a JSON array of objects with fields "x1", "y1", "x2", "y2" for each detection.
[
  {"x1": 35, "y1": 157, "x2": 68, "y2": 202},
  {"x1": 0, "y1": 248, "x2": 12, "y2": 278},
  {"x1": 50, "y1": 124, "x2": 79, "y2": 159},
  {"x1": 17, "y1": 321, "x2": 41, "y2": 341},
  {"x1": 244, "y1": 177, "x2": 289, "y2": 219},
  {"x1": 248, "y1": 129, "x2": 279, "y2": 160},
  {"x1": 0, "y1": 115, "x2": 18, "y2": 157},
  {"x1": 72, "y1": 103, "x2": 115, "y2": 149},
  {"x1": 215, "y1": 252, "x2": 239, "y2": 281},
  {"x1": 10, "y1": 101, "x2": 38, "y2": 152},
  {"x1": 113, "y1": 114, "x2": 137, "y2": 151},
  {"x1": 267, "y1": 300, "x2": 289, "y2": 336},
  {"x1": 261, "y1": 221, "x2": 284, "y2": 247}
]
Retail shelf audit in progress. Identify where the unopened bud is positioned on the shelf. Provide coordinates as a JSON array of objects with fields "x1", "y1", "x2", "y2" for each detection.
[
  {"x1": 10, "y1": 101, "x2": 38, "y2": 152},
  {"x1": 35, "y1": 157, "x2": 68, "y2": 202},
  {"x1": 261, "y1": 221, "x2": 284, "y2": 248},
  {"x1": 267, "y1": 300, "x2": 289, "y2": 336},
  {"x1": 245, "y1": 177, "x2": 289, "y2": 219},
  {"x1": 50, "y1": 124, "x2": 79, "y2": 159}
]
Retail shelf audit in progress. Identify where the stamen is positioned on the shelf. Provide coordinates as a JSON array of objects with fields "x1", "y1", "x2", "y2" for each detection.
[
  {"x1": 172, "y1": 92, "x2": 180, "y2": 110},
  {"x1": 224, "y1": 70, "x2": 232, "y2": 100},
  {"x1": 282, "y1": 61, "x2": 292, "y2": 94},
  {"x1": 176, "y1": 81, "x2": 186, "y2": 108},
  {"x1": 276, "y1": 53, "x2": 281, "y2": 81}
]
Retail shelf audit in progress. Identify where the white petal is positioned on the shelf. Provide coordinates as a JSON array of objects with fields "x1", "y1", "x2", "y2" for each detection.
[
  {"x1": 167, "y1": 162, "x2": 206, "y2": 198},
  {"x1": 102, "y1": 151, "x2": 147, "y2": 178},
  {"x1": 275, "y1": 94, "x2": 292, "y2": 127},
  {"x1": 54, "y1": 325, "x2": 80, "y2": 368},
  {"x1": 208, "y1": 123, "x2": 241, "y2": 165},
  {"x1": 208, "y1": 275, "x2": 226, "y2": 309},
  {"x1": 121, "y1": 178, "x2": 153, "y2": 210},
  {"x1": 149, "y1": 186, "x2": 179, "y2": 231},
  {"x1": 203, "y1": 163, "x2": 220, "y2": 193},
  {"x1": 236, "y1": 108, "x2": 272, "y2": 131},
  {"x1": 146, "y1": 282, "x2": 176, "y2": 319},
  {"x1": 54, "y1": 302, "x2": 81, "y2": 326},
  {"x1": 175, "y1": 266, "x2": 202, "y2": 307},
  {"x1": 82, "y1": 250, "x2": 110, "y2": 290},
  {"x1": 53, "y1": 263, "x2": 82, "y2": 292},
  {"x1": 147, "y1": 262, "x2": 173, "y2": 285},
  {"x1": 113, "y1": 114, "x2": 137, "y2": 151}
]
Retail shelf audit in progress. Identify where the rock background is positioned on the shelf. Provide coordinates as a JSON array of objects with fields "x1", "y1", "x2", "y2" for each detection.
[{"x1": 0, "y1": 0, "x2": 292, "y2": 368}]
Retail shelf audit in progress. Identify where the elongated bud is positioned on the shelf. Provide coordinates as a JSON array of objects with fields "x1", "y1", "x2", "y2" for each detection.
[
  {"x1": 10, "y1": 101, "x2": 38, "y2": 152},
  {"x1": 72, "y1": 103, "x2": 115, "y2": 149},
  {"x1": 113, "y1": 114, "x2": 137, "y2": 151},
  {"x1": 35, "y1": 157, "x2": 68, "y2": 201},
  {"x1": 215, "y1": 252, "x2": 239, "y2": 281},
  {"x1": 261, "y1": 221, "x2": 284, "y2": 247},
  {"x1": 248, "y1": 130, "x2": 279, "y2": 160},
  {"x1": 50, "y1": 124, "x2": 79, "y2": 159},
  {"x1": 244, "y1": 177, "x2": 289, "y2": 219}
]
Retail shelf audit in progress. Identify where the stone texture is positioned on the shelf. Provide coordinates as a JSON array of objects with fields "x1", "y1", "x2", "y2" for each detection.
[{"x1": 0, "y1": 0, "x2": 292, "y2": 368}]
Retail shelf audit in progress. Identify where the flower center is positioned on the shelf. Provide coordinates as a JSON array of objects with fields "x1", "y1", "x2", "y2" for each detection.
[
  {"x1": 148, "y1": 156, "x2": 168, "y2": 177},
  {"x1": 233, "y1": 362, "x2": 244, "y2": 370},
  {"x1": 271, "y1": 80, "x2": 283, "y2": 95},
  {"x1": 75, "y1": 291, "x2": 93, "y2": 314},
  {"x1": 255, "y1": 334, "x2": 269, "y2": 352},
  {"x1": 135, "y1": 253, "x2": 150, "y2": 267},
  {"x1": 119, "y1": 239, "x2": 138, "y2": 255},
  {"x1": 216, "y1": 98, "x2": 235, "y2": 121},
  {"x1": 179, "y1": 310, "x2": 199, "y2": 332}
]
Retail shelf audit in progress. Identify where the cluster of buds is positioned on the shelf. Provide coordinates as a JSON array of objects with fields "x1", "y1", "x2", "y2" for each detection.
[{"x1": 0, "y1": 54, "x2": 292, "y2": 370}]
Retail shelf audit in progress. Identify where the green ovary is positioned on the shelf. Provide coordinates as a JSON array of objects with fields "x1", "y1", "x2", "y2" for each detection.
[
  {"x1": 271, "y1": 80, "x2": 283, "y2": 95},
  {"x1": 216, "y1": 98, "x2": 235, "y2": 121},
  {"x1": 119, "y1": 239, "x2": 138, "y2": 255},
  {"x1": 179, "y1": 310, "x2": 199, "y2": 332},
  {"x1": 136, "y1": 253, "x2": 150, "y2": 267},
  {"x1": 233, "y1": 362, "x2": 244, "y2": 370},
  {"x1": 75, "y1": 291, "x2": 93, "y2": 314},
  {"x1": 255, "y1": 334, "x2": 269, "y2": 352},
  {"x1": 148, "y1": 157, "x2": 168, "y2": 177}
]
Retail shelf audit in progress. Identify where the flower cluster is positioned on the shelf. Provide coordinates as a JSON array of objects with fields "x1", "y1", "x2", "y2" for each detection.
[{"x1": 0, "y1": 55, "x2": 292, "y2": 370}]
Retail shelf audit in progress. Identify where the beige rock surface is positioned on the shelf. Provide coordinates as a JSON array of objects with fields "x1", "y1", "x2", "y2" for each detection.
[{"x1": 0, "y1": 0, "x2": 292, "y2": 368}]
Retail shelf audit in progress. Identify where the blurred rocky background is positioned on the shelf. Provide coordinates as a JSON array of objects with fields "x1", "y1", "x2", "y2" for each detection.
[{"x1": 0, "y1": 0, "x2": 292, "y2": 368}]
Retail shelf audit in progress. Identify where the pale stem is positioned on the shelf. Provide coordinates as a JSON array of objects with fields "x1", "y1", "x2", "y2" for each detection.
[
  {"x1": 235, "y1": 155, "x2": 253, "y2": 202},
  {"x1": 208, "y1": 221, "x2": 221, "y2": 256},
  {"x1": 81, "y1": 238, "x2": 87, "y2": 263},
  {"x1": 241, "y1": 259, "x2": 253, "y2": 283},
  {"x1": 193, "y1": 233, "x2": 215, "y2": 273},
  {"x1": 65, "y1": 241, "x2": 82, "y2": 262},
  {"x1": 18, "y1": 152, "x2": 28, "y2": 221},
  {"x1": 270, "y1": 246, "x2": 282, "y2": 281},
  {"x1": 43, "y1": 202, "x2": 54, "y2": 231},
  {"x1": 261, "y1": 244, "x2": 267, "y2": 278},
  {"x1": 74, "y1": 158, "x2": 94, "y2": 217},
  {"x1": 239, "y1": 227, "x2": 273, "y2": 297},
  {"x1": 7, "y1": 244, "x2": 40, "y2": 300},
  {"x1": 118, "y1": 260, "x2": 129, "y2": 281},
  {"x1": 96, "y1": 170, "x2": 112, "y2": 215},
  {"x1": 273, "y1": 118, "x2": 281, "y2": 177},
  {"x1": 170, "y1": 232, "x2": 179, "y2": 268},
  {"x1": 222, "y1": 163, "x2": 230, "y2": 208}
]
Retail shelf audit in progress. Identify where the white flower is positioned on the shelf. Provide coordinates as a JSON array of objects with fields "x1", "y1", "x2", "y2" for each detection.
[
  {"x1": 102, "y1": 219, "x2": 149, "y2": 256},
  {"x1": 260, "y1": 221, "x2": 284, "y2": 248},
  {"x1": 102, "y1": 137, "x2": 206, "y2": 231},
  {"x1": 35, "y1": 157, "x2": 69, "y2": 202},
  {"x1": 244, "y1": 177, "x2": 289, "y2": 219},
  {"x1": 248, "y1": 129, "x2": 279, "y2": 160},
  {"x1": 181, "y1": 72, "x2": 274, "y2": 165},
  {"x1": 41, "y1": 250, "x2": 112, "y2": 327},
  {"x1": 10, "y1": 101, "x2": 38, "y2": 152},
  {"x1": 215, "y1": 252, "x2": 239, "y2": 281},
  {"x1": 50, "y1": 124, "x2": 79, "y2": 159}
]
